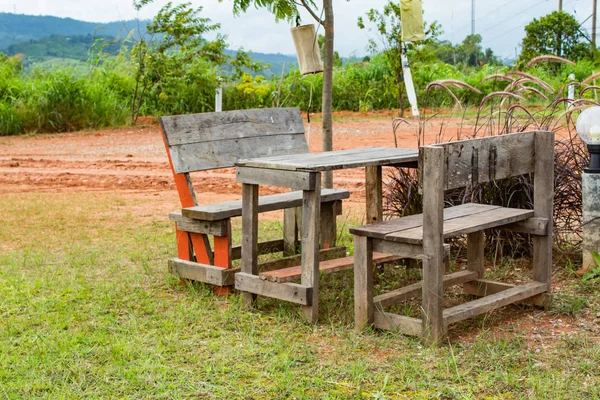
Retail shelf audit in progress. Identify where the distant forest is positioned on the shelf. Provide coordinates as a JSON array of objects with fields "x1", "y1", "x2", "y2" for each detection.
[{"x1": 0, "y1": 13, "x2": 298, "y2": 75}]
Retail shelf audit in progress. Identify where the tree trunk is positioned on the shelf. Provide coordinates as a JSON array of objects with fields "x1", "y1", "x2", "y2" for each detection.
[{"x1": 322, "y1": 0, "x2": 334, "y2": 189}]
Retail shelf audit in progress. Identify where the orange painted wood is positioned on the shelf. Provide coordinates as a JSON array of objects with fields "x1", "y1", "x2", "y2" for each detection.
[{"x1": 161, "y1": 124, "x2": 213, "y2": 266}]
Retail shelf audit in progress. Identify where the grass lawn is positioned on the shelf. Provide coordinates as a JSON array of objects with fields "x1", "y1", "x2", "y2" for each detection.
[{"x1": 1, "y1": 192, "x2": 599, "y2": 399}]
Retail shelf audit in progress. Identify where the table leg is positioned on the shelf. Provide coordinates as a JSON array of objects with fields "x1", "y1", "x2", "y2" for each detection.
[
  {"x1": 241, "y1": 183, "x2": 258, "y2": 309},
  {"x1": 365, "y1": 166, "x2": 383, "y2": 223},
  {"x1": 301, "y1": 172, "x2": 321, "y2": 323}
]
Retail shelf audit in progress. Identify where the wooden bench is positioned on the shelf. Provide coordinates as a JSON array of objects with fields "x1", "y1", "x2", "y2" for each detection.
[
  {"x1": 160, "y1": 108, "x2": 350, "y2": 293},
  {"x1": 352, "y1": 131, "x2": 553, "y2": 345}
]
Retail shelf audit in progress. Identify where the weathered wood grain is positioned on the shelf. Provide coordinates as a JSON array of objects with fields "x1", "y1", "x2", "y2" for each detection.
[
  {"x1": 421, "y1": 146, "x2": 446, "y2": 346},
  {"x1": 235, "y1": 273, "x2": 313, "y2": 305},
  {"x1": 365, "y1": 166, "x2": 383, "y2": 224},
  {"x1": 260, "y1": 251, "x2": 398, "y2": 283},
  {"x1": 182, "y1": 188, "x2": 349, "y2": 220},
  {"x1": 462, "y1": 279, "x2": 546, "y2": 306},
  {"x1": 532, "y1": 131, "x2": 554, "y2": 301},
  {"x1": 257, "y1": 246, "x2": 347, "y2": 279},
  {"x1": 443, "y1": 281, "x2": 547, "y2": 325},
  {"x1": 354, "y1": 235, "x2": 374, "y2": 331},
  {"x1": 231, "y1": 238, "x2": 285, "y2": 260},
  {"x1": 503, "y1": 217, "x2": 549, "y2": 235},
  {"x1": 241, "y1": 183, "x2": 259, "y2": 309},
  {"x1": 236, "y1": 147, "x2": 418, "y2": 172},
  {"x1": 160, "y1": 107, "x2": 305, "y2": 146},
  {"x1": 301, "y1": 173, "x2": 321, "y2": 323},
  {"x1": 169, "y1": 259, "x2": 239, "y2": 286},
  {"x1": 373, "y1": 311, "x2": 422, "y2": 336},
  {"x1": 169, "y1": 211, "x2": 228, "y2": 236},
  {"x1": 374, "y1": 270, "x2": 478, "y2": 309},
  {"x1": 350, "y1": 203, "x2": 498, "y2": 239},
  {"x1": 426, "y1": 131, "x2": 536, "y2": 190},
  {"x1": 236, "y1": 167, "x2": 318, "y2": 191}
]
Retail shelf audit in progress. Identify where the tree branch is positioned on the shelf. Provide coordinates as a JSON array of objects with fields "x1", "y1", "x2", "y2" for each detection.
[{"x1": 298, "y1": 0, "x2": 324, "y2": 25}]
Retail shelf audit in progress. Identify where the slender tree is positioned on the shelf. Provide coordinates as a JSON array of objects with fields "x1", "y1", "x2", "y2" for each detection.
[{"x1": 220, "y1": 0, "x2": 338, "y2": 188}]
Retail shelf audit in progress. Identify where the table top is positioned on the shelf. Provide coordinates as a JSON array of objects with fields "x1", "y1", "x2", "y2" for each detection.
[{"x1": 236, "y1": 147, "x2": 418, "y2": 172}]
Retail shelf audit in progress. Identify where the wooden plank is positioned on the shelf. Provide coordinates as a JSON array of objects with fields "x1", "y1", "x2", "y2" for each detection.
[
  {"x1": 170, "y1": 134, "x2": 308, "y2": 173},
  {"x1": 234, "y1": 273, "x2": 313, "y2": 305},
  {"x1": 182, "y1": 188, "x2": 349, "y2": 221},
  {"x1": 443, "y1": 281, "x2": 547, "y2": 325},
  {"x1": 258, "y1": 246, "x2": 347, "y2": 278},
  {"x1": 354, "y1": 235, "x2": 374, "y2": 332},
  {"x1": 237, "y1": 147, "x2": 418, "y2": 172},
  {"x1": 160, "y1": 108, "x2": 305, "y2": 146},
  {"x1": 463, "y1": 279, "x2": 545, "y2": 306},
  {"x1": 283, "y1": 207, "x2": 298, "y2": 256},
  {"x1": 374, "y1": 270, "x2": 478, "y2": 308},
  {"x1": 261, "y1": 251, "x2": 397, "y2": 283},
  {"x1": 350, "y1": 203, "x2": 499, "y2": 239},
  {"x1": 503, "y1": 217, "x2": 549, "y2": 235},
  {"x1": 427, "y1": 131, "x2": 536, "y2": 190},
  {"x1": 231, "y1": 239, "x2": 284, "y2": 260},
  {"x1": 169, "y1": 259, "x2": 238, "y2": 286},
  {"x1": 365, "y1": 166, "x2": 383, "y2": 224},
  {"x1": 169, "y1": 211, "x2": 228, "y2": 236},
  {"x1": 387, "y1": 207, "x2": 534, "y2": 244},
  {"x1": 241, "y1": 183, "x2": 259, "y2": 309},
  {"x1": 301, "y1": 173, "x2": 321, "y2": 323},
  {"x1": 467, "y1": 231, "x2": 485, "y2": 278},
  {"x1": 371, "y1": 239, "x2": 427, "y2": 259},
  {"x1": 532, "y1": 131, "x2": 554, "y2": 304},
  {"x1": 421, "y1": 146, "x2": 446, "y2": 346},
  {"x1": 320, "y1": 201, "x2": 337, "y2": 248},
  {"x1": 236, "y1": 167, "x2": 317, "y2": 191},
  {"x1": 373, "y1": 311, "x2": 422, "y2": 336}
]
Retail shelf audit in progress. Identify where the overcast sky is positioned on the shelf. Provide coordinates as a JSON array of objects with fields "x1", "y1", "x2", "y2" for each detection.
[{"x1": 0, "y1": 0, "x2": 595, "y2": 60}]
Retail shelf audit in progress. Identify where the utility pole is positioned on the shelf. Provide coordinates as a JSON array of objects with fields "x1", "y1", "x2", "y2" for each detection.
[
  {"x1": 471, "y1": 0, "x2": 475, "y2": 35},
  {"x1": 594, "y1": 0, "x2": 598, "y2": 49},
  {"x1": 558, "y1": 0, "x2": 562, "y2": 12}
]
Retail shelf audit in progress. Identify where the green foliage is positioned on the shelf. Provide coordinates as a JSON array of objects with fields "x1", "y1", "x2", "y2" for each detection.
[
  {"x1": 130, "y1": 2, "x2": 226, "y2": 122},
  {"x1": 218, "y1": 0, "x2": 306, "y2": 22},
  {"x1": 582, "y1": 251, "x2": 600, "y2": 285},
  {"x1": 519, "y1": 11, "x2": 590, "y2": 66}
]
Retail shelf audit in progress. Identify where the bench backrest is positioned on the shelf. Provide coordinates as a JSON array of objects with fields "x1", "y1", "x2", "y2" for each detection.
[
  {"x1": 420, "y1": 131, "x2": 548, "y2": 191},
  {"x1": 160, "y1": 107, "x2": 308, "y2": 174}
]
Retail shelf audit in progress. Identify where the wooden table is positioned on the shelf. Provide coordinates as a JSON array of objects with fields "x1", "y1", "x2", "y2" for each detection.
[{"x1": 235, "y1": 147, "x2": 418, "y2": 323}]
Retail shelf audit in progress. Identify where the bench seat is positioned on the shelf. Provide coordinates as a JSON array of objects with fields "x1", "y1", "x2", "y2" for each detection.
[
  {"x1": 350, "y1": 203, "x2": 534, "y2": 244},
  {"x1": 182, "y1": 188, "x2": 350, "y2": 221}
]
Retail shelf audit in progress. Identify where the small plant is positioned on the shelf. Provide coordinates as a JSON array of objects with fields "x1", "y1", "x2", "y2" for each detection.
[{"x1": 582, "y1": 251, "x2": 600, "y2": 284}]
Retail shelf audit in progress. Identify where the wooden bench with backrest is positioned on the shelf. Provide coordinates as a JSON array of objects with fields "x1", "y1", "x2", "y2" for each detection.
[
  {"x1": 160, "y1": 107, "x2": 350, "y2": 293},
  {"x1": 351, "y1": 131, "x2": 553, "y2": 345}
]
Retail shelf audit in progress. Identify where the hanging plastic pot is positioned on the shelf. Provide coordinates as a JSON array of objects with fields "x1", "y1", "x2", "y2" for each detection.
[{"x1": 290, "y1": 24, "x2": 323, "y2": 75}]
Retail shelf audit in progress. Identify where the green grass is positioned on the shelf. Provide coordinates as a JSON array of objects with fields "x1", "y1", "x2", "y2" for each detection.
[{"x1": 1, "y1": 192, "x2": 600, "y2": 398}]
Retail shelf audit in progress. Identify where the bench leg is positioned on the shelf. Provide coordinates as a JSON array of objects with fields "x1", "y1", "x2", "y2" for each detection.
[
  {"x1": 176, "y1": 228, "x2": 191, "y2": 261},
  {"x1": 283, "y1": 208, "x2": 298, "y2": 256},
  {"x1": 422, "y1": 252, "x2": 446, "y2": 346},
  {"x1": 241, "y1": 183, "x2": 259, "y2": 309},
  {"x1": 354, "y1": 235, "x2": 373, "y2": 331},
  {"x1": 214, "y1": 220, "x2": 232, "y2": 295},
  {"x1": 320, "y1": 201, "x2": 337, "y2": 249},
  {"x1": 467, "y1": 231, "x2": 485, "y2": 279},
  {"x1": 301, "y1": 173, "x2": 321, "y2": 324}
]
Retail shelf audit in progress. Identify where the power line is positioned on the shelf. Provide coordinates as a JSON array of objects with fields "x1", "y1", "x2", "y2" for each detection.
[
  {"x1": 482, "y1": 0, "x2": 581, "y2": 45},
  {"x1": 447, "y1": 0, "x2": 537, "y2": 39}
]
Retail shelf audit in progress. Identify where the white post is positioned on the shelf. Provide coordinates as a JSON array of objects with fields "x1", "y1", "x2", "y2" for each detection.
[
  {"x1": 215, "y1": 87, "x2": 223, "y2": 112},
  {"x1": 568, "y1": 73, "x2": 575, "y2": 108}
]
